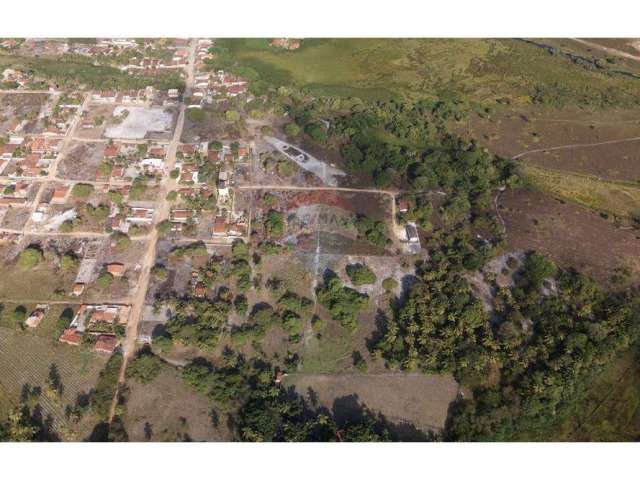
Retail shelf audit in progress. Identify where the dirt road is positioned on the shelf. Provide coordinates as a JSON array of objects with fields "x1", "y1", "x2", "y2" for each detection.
[
  {"x1": 107, "y1": 39, "x2": 197, "y2": 424},
  {"x1": 570, "y1": 38, "x2": 640, "y2": 63}
]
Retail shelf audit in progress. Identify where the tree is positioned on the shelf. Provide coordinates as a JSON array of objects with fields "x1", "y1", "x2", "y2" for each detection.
[
  {"x1": 264, "y1": 210, "x2": 284, "y2": 237},
  {"x1": 317, "y1": 274, "x2": 369, "y2": 331},
  {"x1": 17, "y1": 247, "x2": 43, "y2": 269},
  {"x1": 71, "y1": 183, "x2": 94, "y2": 198},
  {"x1": 346, "y1": 263, "x2": 377, "y2": 286},
  {"x1": 96, "y1": 271, "x2": 114, "y2": 288},
  {"x1": 156, "y1": 219, "x2": 172, "y2": 237},
  {"x1": 187, "y1": 108, "x2": 206, "y2": 122},
  {"x1": 382, "y1": 277, "x2": 398, "y2": 292},
  {"x1": 284, "y1": 123, "x2": 300, "y2": 137},
  {"x1": 11, "y1": 305, "x2": 27, "y2": 325},
  {"x1": 0, "y1": 408, "x2": 37, "y2": 441},
  {"x1": 127, "y1": 350, "x2": 163, "y2": 384}
]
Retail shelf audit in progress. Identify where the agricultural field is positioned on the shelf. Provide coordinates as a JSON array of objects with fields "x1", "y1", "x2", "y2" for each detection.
[{"x1": 0, "y1": 326, "x2": 108, "y2": 441}]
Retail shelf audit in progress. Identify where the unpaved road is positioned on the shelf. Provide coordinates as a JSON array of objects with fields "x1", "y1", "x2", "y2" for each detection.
[{"x1": 107, "y1": 38, "x2": 197, "y2": 424}]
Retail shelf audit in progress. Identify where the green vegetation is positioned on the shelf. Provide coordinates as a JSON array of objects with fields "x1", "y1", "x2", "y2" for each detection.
[
  {"x1": 126, "y1": 350, "x2": 163, "y2": 384},
  {"x1": 92, "y1": 353, "x2": 123, "y2": 418},
  {"x1": 382, "y1": 277, "x2": 398, "y2": 292},
  {"x1": 353, "y1": 214, "x2": 389, "y2": 248},
  {"x1": 165, "y1": 296, "x2": 231, "y2": 350},
  {"x1": 0, "y1": 54, "x2": 184, "y2": 91},
  {"x1": 345, "y1": 263, "x2": 377, "y2": 286},
  {"x1": 211, "y1": 38, "x2": 640, "y2": 107},
  {"x1": 17, "y1": 247, "x2": 43, "y2": 270},
  {"x1": 373, "y1": 248, "x2": 640, "y2": 441},
  {"x1": 71, "y1": 183, "x2": 94, "y2": 198},
  {"x1": 264, "y1": 210, "x2": 285, "y2": 237},
  {"x1": 317, "y1": 273, "x2": 369, "y2": 331}
]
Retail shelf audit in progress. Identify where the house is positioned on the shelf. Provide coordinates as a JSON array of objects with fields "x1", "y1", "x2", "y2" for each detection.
[
  {"x1": 212, "y1": 216, "x2": 226, "y2": 236},
  {"x1": 25, "y1": 306, "x2": 48, "y2": 328},
  {"x1": 110, "y1": 165, "x2": 125, "y2": 178},
  {"x1": 171, "y1": 209, "x2": 197, "y2": 223},
  {"x1": 237, "y1": 146, "x2": 249, "y2": 159},
  {"x1": 92, "y1": 90, "x2": 117, "y2": 103},
  {"x1": 71, "y1": 282, "x2": 85, "y2": 296},
  {"x1": 397, "y1": 198, "x2": 409, "y2": 213},
  {"x1": 95, "y1": 335, "x2": 118, "y2": 354},
  {"x1": 193, "y1": 282, "x2": 207, "y2": 298},
  {"x1": 140, "y1": 157, "x2": 164, "y2": 173},
  {"x1": 59, "y1": 328, "x2": 82, "y2": 346},
  {"x1": 405, "y1": 224, "x2": 419, "y2": 243},
  {"x1": 50, "y1": 185, "x2": 70, "y2": 204},
  {"x1": 106, "y1": 262, "x2": 125, "y2": 277},
  {"x1": 104, "y1": 143, "x2": 120, "y2": 158},
  {"x1": 126, "y1": 207, "x2": 154, "y2": 223},
  {"x1": 29, "y1": 137, "x2": 46, "y2": 153},
  {"x1": 167, "y1": 88, "x2": 179, "y2": 98}
]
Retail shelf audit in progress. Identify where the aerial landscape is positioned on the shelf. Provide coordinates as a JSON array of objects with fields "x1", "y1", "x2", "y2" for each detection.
[{"x1": 2, "y1": 37, "x2": 640, "y2": 442}]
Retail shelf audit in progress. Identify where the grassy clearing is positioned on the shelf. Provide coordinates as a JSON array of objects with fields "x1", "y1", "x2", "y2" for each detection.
[
  {"x1": 299, "y1": 324, "x2": 352, "y2": 374},
  {"x1": 214, "y1": 39, "x2": 640, "y2": 108},
  {"x1": 524, "y1": 164, "x2": 640, "y2": 217},
  {"x1": 0, "y1": 259, "x2": 77, "y2": 300}
]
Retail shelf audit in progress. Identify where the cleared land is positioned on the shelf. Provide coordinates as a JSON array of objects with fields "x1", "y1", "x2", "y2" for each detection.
[
  {"x1": 500, "y1": 187, "x2": 640, "y2": 285},
  {"x1": 285, "y1": 373, "x2": 459, "y2": 439}
]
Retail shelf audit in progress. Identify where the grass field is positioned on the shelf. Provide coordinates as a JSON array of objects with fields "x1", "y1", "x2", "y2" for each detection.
[
  {"x1": 524, "y1": 164, "x2": 640, "y2": 217},
  {"x1": 215, "y1": 39, "x2": 640, "y2": 108},
  {"x1": 0, "y1": 326, "x2": 107, "y2": 440}
]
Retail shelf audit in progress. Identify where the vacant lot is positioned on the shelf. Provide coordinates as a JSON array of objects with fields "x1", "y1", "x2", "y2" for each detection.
[
  {"x1": 500, "y1": 187, "x2": 640, "y2": 286},
  {"x1": 286, "y1": 372, "x2": 458, "y2": 438},
  {"x1": 75, "y1": 103, "x2": 115, "y2": 139},
  {"x1": 123, "y1": 366, "x2": 234, "y2": 441},
  {"x1": 104, "y1": 106, "x2": 176, "y2": 140},
  {"x1": 0, "y1": 93, "x2": 50, "y2": 134},
  {"x1": 57, "y1": 141, "x2": 106, "y2": 180}
]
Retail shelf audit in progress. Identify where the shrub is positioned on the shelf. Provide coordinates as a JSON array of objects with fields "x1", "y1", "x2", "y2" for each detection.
[
  {"x1": 382, "y1": 277, "x2": 398, "y2": 292},
  {"x1": 17, "y1": 247, "x2": 43, "y2": 269},
  {"x1": 96, "y1": 271, "x2": 114, "y2": 288},
  {"x1": 317, "y1": 275, "x2": 369, "y2": 331},
  {"x1": 284, "y1": 123, "x2": 300, "y2": 137},
  {"x1": 156, "y1": 220, "x2": 172, "y2": 237},
  {"x1": 60, "y1": 253, "x2": 79, "y2": 270},
  {"x1": 11, "y1": 305, "x2": 27, "y2": 324},
  {"x1": 346, "y1": 264, "x2": 377, "y2": 286}
]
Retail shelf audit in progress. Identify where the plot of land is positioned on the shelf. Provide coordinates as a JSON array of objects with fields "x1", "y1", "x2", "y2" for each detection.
[
  {"x1": 104, "y1": 106, "x2": 176, "y2": 140},
  {"x1": 0, "y1": 326, "x2": 107, "y2": 440},
  {"x1": 285, "y1": 372, "x2": 459, "y2": 438},
  {"x1": 123, "y1": 366, "x2": 234, "y2": 441},
  {"x1": 500, "y1": 187, "x2": 640, "y2": 286}
]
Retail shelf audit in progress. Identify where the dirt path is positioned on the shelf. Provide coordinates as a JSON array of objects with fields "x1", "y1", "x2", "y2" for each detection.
[
  {"x1": 107, "y1": 39, "x2": 197, "y2": 424},
  {"x1": 511, "y1": 136, "x2": 640, "y2": 160},
  {"x1": 570, "y1": 38, "x2": 640, "y2": 63}
]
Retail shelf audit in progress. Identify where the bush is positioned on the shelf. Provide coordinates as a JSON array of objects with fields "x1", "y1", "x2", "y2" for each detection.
[
  {"x1": 169, "y1": 168, "x2": 180, "y2": 179},
  {"x1": 96, "y1": 271, "x2": 114, "y2": 288},
  {"x1": 156, "y1": 220, "x2": 172, "y2": 237},
  {"x1": 11, "y1": 305, "x2": 27, "y2": 324},
  {"x1": 346, "y1": 264, "x2": 377, "y2": 286},
  {"x1": 166, "y1": 191, "x2": 177, "y2": 201},
  {"x1": 225, "y1": 110, "x2": 240, "y2": 122},
  {"x1": 72, "y1": 183, "x2": 94, "y2": 198},
  {"x1": 111, "y1": 232, "x2": 131, "y2": 250},
  {"x1": 17, "y1": 247, "x2": 43, "y2": 269},
  {"x1": 381, "y1": 277, "x2": 398, "y2": 292},
  {"x1": 187, "y1": 108, "x2": 206, "y2": 122},
  {"x1": 284, "y1": 123, "x2": 300, "y2": 137},
  {"x1": 60, "y1": 253, "x2": 79, "y2": 270},
  {"x1": 234, "y1": 295, "x2": 249, "y2": 316}
]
